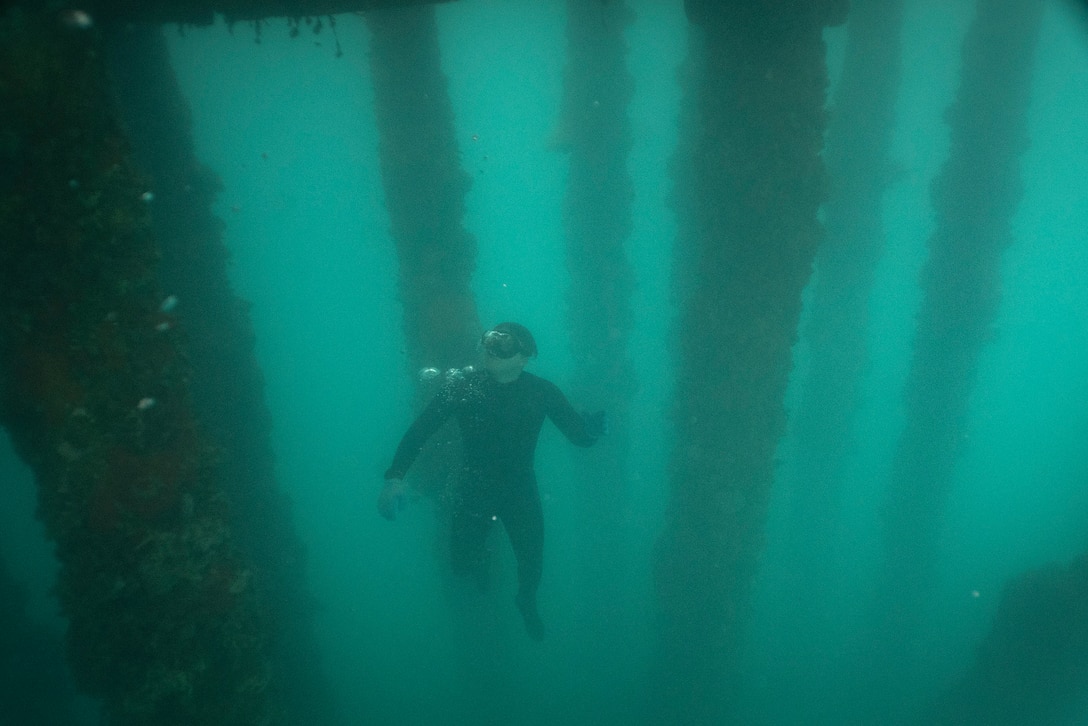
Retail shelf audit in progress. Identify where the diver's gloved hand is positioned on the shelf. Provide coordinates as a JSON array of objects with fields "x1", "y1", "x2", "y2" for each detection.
[
  {"x1": 378, "y1": 478, "x2": 407, "y2": 521},
  {"x1": 583, "y1": 410, "x2": 608, "y2": 438}
]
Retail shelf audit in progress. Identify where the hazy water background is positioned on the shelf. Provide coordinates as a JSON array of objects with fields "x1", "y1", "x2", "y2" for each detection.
[{"x1": 2, "y1": 1, "x2": 1087, "y2": 723}]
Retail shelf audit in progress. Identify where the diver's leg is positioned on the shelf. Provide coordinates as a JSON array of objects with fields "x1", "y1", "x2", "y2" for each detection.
[
  {"x1": 450, "y1": 505, "x2": 492, "y2": 590},
  {"x1": 502, "y1": 492, "x2": 545, "y2": 640}
]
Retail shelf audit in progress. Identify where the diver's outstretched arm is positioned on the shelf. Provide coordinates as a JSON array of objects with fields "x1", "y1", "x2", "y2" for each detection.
[{"x1": 377, "y1": 478, "x2": 407, "y2": 521}]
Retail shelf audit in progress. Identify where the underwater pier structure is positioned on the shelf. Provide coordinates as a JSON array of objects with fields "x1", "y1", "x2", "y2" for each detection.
[
  {"x1": 876, "y1": 0, "x2": 1045, "y2": 688},
  {"x1": 4, "y1": 0, "x2": 1087, "y2": 724},
  {"x1": 0, "y1": 0, "x2": 454, "y2": 722},
  {"x1": 0, "y1": 11, "x2": 277, "y2": 723},
  {"x1": 364, "y1": 9, "x2": 496, "y2": 711},
  {"x1": 652, "y1": 0, "x2": 846, "y2": 721},
  {"x1": 782, "y1": 0, "x2": 904, "y2": 632},
  {"x1": 365, "y1": 2, "x2": 480, "y2": 379},
  {"x1": 101, "y1": 21, "x2": 339, "y2": 724},
  {"x1": 555, "y1": 0, "x2": 639, "y2": 659},
  {"x1": 82, "y1": 0, "x2": 450, "y2": 25}
]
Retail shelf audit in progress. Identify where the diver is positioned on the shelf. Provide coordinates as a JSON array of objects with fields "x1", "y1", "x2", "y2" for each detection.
[{"x1": 378, "y1": 322, "x2": 606, "y2": 641}]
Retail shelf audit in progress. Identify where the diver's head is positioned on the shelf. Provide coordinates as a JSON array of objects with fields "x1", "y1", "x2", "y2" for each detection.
[
  {"x1": 481, "y1": 322, "x2": 537, "y2": 359},
  {"x1": 480, "y1": 322, "x2": 536, "y2": 381}
]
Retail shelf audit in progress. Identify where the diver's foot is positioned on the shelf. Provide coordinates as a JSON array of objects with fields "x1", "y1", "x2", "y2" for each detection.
[{"x1": 515, "y1": 593, "x2": 545, "y2": 641}]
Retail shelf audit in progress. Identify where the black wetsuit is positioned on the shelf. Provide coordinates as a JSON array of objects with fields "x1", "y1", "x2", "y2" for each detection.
[{"x1": 385, "y1": 368, "x2": 598, "y2": 602}]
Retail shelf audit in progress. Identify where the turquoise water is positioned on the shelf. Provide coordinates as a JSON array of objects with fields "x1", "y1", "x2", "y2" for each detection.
[{"x1": 2, "y1": 1, "x2": 1087, "y2": 723}]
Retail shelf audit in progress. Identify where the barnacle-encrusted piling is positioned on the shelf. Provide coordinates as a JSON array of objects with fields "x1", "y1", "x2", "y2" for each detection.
[
  {"x1": 877, "y1": 0, "x2": 1043, "y2": 666},
  {"x1": 652, "y1": 1, "x2": 845, "y2": 721},
  {"x1": 555, "y1": 0, "x2": 637, "y2": 658},
  {"x1": 784, "y1": 0, "x2": 904, "y2": 629},
  {"x1": 364, "y1": 6, "x2": 491, "y2": 717},
  {"x1": 103, "y1": 24, "x2": 336, "y2": 724},
  {"x1": 0, "y1": 11, "x2": 276, "y2": 724},
  {"x1": 366, "y1": 4, "x2": 480, "y2": 375}
]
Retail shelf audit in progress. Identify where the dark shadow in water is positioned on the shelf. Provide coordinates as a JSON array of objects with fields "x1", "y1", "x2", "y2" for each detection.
[{"x1": 930, "y1": 552, "x2": 1088, "y2": 725}]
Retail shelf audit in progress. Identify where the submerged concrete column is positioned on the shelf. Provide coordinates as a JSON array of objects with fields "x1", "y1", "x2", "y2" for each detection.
[
  {"x1": 555, "y1": 0, "x2": 637, "y2": 652},
  {"x1": 652, "y1": 2, "x2": 845, "y2": 721},
  {"x1": 102, "y1": 24, "x2": 337, "y2": 724},
  {"x1": 365, "y1": 4, "x2": 480, "y2": 375},
  {"x1": 877, "y1": 0, "x2": 1044, "y2": 659},
  {"x1": 784, "y1": 0, "x2": 904, "y2": 628},
  {"x1": 364, "y1": 7, "x2": 491, "y2": 720},
  {"x1": 0, "y1": 11, "x2": 276, "y2": 724}
]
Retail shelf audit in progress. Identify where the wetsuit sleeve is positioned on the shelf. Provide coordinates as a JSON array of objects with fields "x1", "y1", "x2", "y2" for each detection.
[
  {"x1": 384, "y1": 382, "x2": 460, "y2": 480},
  {"x1": 541, "y1": 380, "x2": 598, "y2": 448}
]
